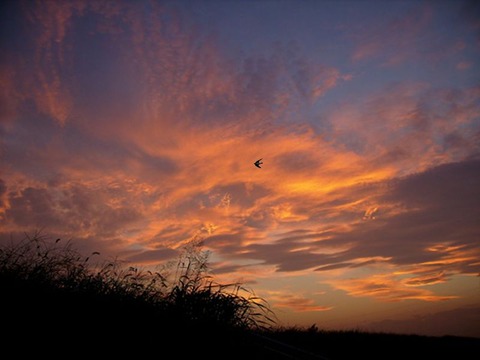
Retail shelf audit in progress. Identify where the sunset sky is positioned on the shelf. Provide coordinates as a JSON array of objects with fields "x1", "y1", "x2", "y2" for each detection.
[{"x1": 1, "y1": 0, "x2": 479, "y2": 338}]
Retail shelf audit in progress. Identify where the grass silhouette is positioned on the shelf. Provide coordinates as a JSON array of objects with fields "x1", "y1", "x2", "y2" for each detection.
[
  {"x1": 1, "y1": 232, "x2": 478, "y2": 359},
  {"x1": 0, "y1": 232, "x2": 275, "y2": 357}
]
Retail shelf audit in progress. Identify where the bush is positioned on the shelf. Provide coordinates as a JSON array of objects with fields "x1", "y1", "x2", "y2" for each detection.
[{"x1": 0, "y1": 232, "x2": 274, "y2": 355}]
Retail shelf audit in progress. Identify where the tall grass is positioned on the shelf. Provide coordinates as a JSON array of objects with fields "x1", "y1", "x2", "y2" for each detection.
[
  {"x1": 0, "y1": 232, "x2": 166, "y2": 305},
  {"x1": 0, "y1": 232, "x2": 274, "y2": 333},
  {"x1": 163, "y1": 240, "x2": 275, "y2": 330}
]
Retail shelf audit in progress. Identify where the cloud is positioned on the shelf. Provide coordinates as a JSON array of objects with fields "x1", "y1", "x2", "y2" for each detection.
[
  {"x1": 21, "y1": 0, "x2": 86, "y2": 126},
  {"x1": 288, "y1": 56, "x2": 345, "y2": 101},
  {"x1": 126, "y1": 248, "x2": 178, "y2": 265},
  {"x1": 0, "y1": 63, "x2": 18, "y2": 126},
  {"x1": 352, "y1": 4, "x2": 433, "y2": 65},
  {"x1": 197, "y1": 158, "x2": 480, "y2": 304},
  {"x1": 273, "y1": 150, "x2": 323, "y2": 173},
  {"x1": 332, "y1": 274, "x2": 457, "y2": 302},
  {"x1": 326, "y1": 160, "x2": 480, "y2": 272},
  {"x1": 1, "y1": 0, "x2": 353, "y2": 223},
  {"x1": 0, "y1": 179, "x2": 7, "y2": 202},
  {"x1": 350, "y1": 0, "x2": 480, "y2": 72},
  {"x1": 268, "y1": 292, "x2": 332, "y2": 312},
  {"x1": 459, "y1": 0, "x2": 480, "y2": 49},
  {"x1": 329, "y1": 83, "x2": 480, "y2": 170},
  {"x1": 403, "y1": 272, "x2": 447, "y2": 287},
  {"x1": 315, "y1": 257, "x2": 391, "y2": 272},
  {"x1": 6, "y1": 187, "x2": 57, "y2": 228},
  {"x1": 383, "y1": 159, "x2": 480, "y2": 211},
  {"x1": 3, "y1": 179, "x2": 146, "y2": 240},
  {"x1": 457, "y1": 61, "x2": 473, "y2": 70}
]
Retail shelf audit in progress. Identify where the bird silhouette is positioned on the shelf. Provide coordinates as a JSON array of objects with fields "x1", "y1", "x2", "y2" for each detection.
[{"x1": 254, "y1": 158, "x2": 263, "y2": 168}]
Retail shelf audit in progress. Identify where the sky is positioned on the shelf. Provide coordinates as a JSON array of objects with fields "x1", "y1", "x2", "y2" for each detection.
[{"x1": 1, "y1": 0, "x2": 479, "y2": 338}]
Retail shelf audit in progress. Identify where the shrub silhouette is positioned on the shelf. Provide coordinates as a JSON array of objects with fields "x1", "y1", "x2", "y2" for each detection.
[
  {"x1": 0, "y1": 232, "x2": 274, "y2": 355},
  {"x1": 163, "y1": 241, "x2": 274, "y2": 330}
]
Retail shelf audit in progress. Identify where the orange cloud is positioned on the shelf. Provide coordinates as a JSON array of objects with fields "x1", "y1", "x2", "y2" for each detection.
[
  {"x1": 403, "y1": 272, "x2": 446, "y2": 287},
  {"x1": 332, "y1": 274, "x2": 457, "y2": 302},
  {"x1": 268, "y1": 292, "x2": 332, "y2": 312}
]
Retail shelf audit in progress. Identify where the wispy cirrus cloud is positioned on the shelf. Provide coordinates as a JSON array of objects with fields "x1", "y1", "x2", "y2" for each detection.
[
  {"x1": 328, "y1": 82, "x2": 480, "y2": 172},
  {"x1": 350, "y1": 3, "x2": 478, "y2": 68},
  {"x1": 352, "y1": 4, "x2": 433, "y2": 65},
  {"x1": 403, "y1": 272, "x2": 447, "y2": 287},
  {"x1": 332, "y1": 274, "x2": 457, "y2": 302}
]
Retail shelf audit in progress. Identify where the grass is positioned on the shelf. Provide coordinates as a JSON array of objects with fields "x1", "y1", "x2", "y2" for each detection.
[
  {"x1": 1, "y1": 233, "x2": 478, "y2": 359},
  {"x1": 0, "y1": 232, "x2": 275, "y2": 357}
]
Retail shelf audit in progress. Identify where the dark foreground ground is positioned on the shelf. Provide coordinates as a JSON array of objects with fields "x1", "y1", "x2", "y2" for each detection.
[
  {"x1": 3, "y1": 284, "x2": 478, "y2": 360},
  {"x1": 264, "y1": 328, "x2": 480, "y2": 360}
]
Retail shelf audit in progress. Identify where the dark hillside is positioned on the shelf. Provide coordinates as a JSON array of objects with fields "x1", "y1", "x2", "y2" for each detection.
[{"x1": 267, "y1": 327, "x2": 480, "y2": 359}]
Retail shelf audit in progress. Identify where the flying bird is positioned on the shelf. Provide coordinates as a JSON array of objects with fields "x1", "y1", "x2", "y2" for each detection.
[{"x1": 254, "y1": 158, "x2": 263, "y2": 168}]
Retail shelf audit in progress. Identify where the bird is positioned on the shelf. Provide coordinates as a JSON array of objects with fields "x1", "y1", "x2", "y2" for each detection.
[{"x1": 254, "y1": 158, "x2": 263, "y2": 168}]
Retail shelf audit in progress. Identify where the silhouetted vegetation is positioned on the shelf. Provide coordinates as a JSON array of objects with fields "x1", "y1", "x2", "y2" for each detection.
[
  {"x1": 1, "y1": 233, "x2": 478, "y2": 359},
  {"x1": 265, "y1": 325, "x2": 480, "y2": 359},
  {"x1": 0, "y1": 232, "x2": 274, "y2": 357}
]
